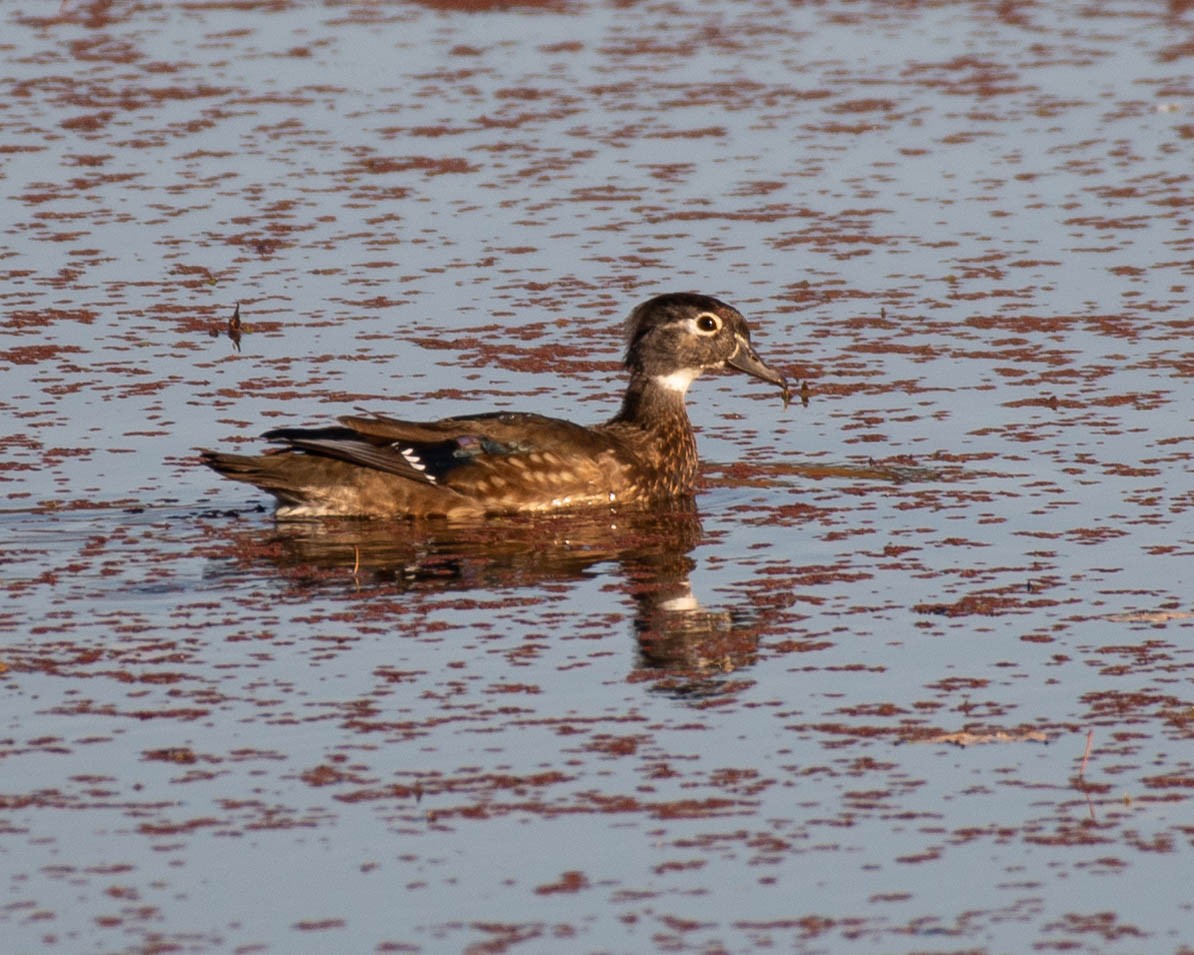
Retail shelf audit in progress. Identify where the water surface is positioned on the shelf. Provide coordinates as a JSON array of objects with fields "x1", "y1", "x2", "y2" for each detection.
[{"x1": 2, "y1": 1, "x2": 1193, "y2": 952}]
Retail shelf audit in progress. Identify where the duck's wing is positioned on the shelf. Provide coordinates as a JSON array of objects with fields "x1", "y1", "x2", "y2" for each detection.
[{"x1": 264, "y1": 411, "x2": 634, "y2": 505}]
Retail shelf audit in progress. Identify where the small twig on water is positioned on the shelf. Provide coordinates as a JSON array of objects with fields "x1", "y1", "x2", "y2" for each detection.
[{"x1": 1079, "y1": 728, "x2": 1094, "y2": 778}]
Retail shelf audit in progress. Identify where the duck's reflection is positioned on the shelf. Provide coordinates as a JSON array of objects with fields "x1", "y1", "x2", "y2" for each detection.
[{"x1": 213, "y1": 497, "x2": 759, "y2": 686}]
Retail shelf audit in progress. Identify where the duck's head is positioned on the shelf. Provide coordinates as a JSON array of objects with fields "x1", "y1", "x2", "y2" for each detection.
[{"x1": 623, "y1": 293, "x2": 790, "y2": 402}]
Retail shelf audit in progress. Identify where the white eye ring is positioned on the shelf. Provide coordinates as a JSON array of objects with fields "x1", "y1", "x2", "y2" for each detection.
[{"x1": 693, "y1": 312, "x2": 722, "y2": 335}]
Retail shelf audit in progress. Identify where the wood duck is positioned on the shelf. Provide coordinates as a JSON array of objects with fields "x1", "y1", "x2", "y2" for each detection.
[{"x1": 200, "y1": 293, "x2": 789, "y2": 519}]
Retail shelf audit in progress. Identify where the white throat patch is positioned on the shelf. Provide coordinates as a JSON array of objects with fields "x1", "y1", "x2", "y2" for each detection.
[{"x1": 653, "y1": 368, "x2": 702, "y2": 394}]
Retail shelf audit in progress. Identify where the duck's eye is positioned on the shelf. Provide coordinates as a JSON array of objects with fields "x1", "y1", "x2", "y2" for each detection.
[{"x1": 694, "y1": 312, "x2": 721, "y2": 334}]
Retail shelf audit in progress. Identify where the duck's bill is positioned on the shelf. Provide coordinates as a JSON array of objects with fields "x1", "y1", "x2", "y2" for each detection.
[{"x1": 727, "y1": 336, "x2": 791, "y2": 406}]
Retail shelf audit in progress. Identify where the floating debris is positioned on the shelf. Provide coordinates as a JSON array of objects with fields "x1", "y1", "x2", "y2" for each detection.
[
  {"x1": 911, "y1": 728, "x2": 1051, "y2": 747},
  {"x1": 209, "y1": 302, "x2": 243, "y2": 351},
  {"x1": 1106, "y1": 609, "x2": 1193, "y2": 623}
]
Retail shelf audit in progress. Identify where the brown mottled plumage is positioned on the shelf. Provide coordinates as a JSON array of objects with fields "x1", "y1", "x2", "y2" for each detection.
[{"x1": 199, "y1": 293, "x2": 788, "y2": 519}]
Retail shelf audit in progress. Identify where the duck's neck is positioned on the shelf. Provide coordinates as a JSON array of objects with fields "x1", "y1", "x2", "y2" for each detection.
[
  {"x1": 612, "y1": 372, "x2": 695, "y2": 426},
  {"x1": 607, "y1": 374, "x2": 700, "y2": 495}
]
